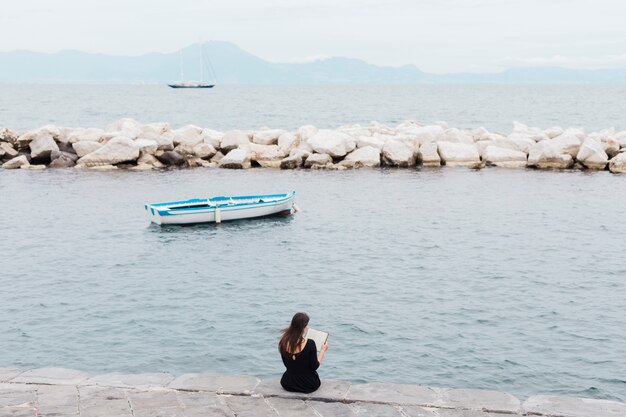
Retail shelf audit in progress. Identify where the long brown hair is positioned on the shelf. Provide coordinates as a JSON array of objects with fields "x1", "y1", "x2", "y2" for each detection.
[{"x1": 279, "y1": 312, "x2": 309, "y2": 354}]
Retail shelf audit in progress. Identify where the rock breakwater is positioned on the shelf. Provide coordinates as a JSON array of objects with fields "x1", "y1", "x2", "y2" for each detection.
[{"x1": 1, "y1": 119, "x2": 626, "y2": 173}]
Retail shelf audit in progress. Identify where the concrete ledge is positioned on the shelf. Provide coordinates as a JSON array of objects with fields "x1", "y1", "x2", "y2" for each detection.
[{"x1": 0, "y1": 368, "x2": 623, "y2": 417}]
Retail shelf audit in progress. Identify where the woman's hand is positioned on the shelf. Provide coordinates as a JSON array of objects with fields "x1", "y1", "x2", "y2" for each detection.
[{"x1": 321, "y1": 341, "x2": 329, "y2": 352}]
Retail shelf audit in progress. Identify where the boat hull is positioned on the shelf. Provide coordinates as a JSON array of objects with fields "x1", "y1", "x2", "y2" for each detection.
[
  {"x1": 145, "y1": 193, "x2": 295, "y2": 225},
  {"x1": 168, "y1": 84, "x2": 215, "y2": 89}
]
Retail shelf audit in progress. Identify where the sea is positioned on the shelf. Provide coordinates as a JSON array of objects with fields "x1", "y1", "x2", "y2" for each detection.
[{"x1": 0, "y1": 85, "x2": 625, "y2": 402}]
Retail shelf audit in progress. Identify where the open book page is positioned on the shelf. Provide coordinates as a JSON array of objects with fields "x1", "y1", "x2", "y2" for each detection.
[{"x1": 305, "y1": 328, "x2": 328, "y2": 352}]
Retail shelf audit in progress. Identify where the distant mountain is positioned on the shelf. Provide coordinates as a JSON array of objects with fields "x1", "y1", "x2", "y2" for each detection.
[{"x1": 1, "y1": 41, "x2": 626, "y2": 84}]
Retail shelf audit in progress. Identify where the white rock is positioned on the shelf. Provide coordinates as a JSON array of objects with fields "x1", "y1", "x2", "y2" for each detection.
[
  {"x1": 29, "y1": 132, "x2": 59, "y2": 160},
  {"x1": 138, "y1": 153, "x2": 165, "y2": 168},
  {"x1": 437, "y1": 142, "x2": 481, "y2": 166},
  {"x1": 505, "y1": 133, "x2": 536, "y2": 153},
  {"x1": 484, "y1": 146, "x2": 527, "y2": 168},
  {"x1": 247, "y1": 144, "x2": 285, "y2": 162},
  {"x1": 72, "y1": 141, "x2": 103, "y2": 158},
  {"x1": 219, "y1": 148, "x2": 250, "y2": 169},
  {"x1": 2, "y1": 155, "x2": 30, "y2": 169},
  {"x1": 544, "y1": 126, "x2": 564, "y2": 139},
  {"x1": 441, "y1": 128, "x2": 474, "y2": 144},
  {"x1": 253, "y1": 129, "x2": 286, "y2": 145},
  {"x1": 201, "y1": 129, "x2": 223, "y2": 149},
  {"x1": 220, "y1": 130, "x2": 250, "y2": 152},
  {"x1": 356, "y1": 135, "x2": 386, "y2": 150},
  {"x1": 616, "y1": 131, "x2": 626, "y2": 148},
  {"x1": 192, "y1": 143, "x2": 217, "y2": 159},
  {"x1": 341, "y1": 146, "x2": 381, "y2": 167},
  {"x1": 277, "y1": 132, "x2": 300, "y2": 155},
  {"x1": 382, "y1": 139, "x2": 416, "y2": 167},
  {"x1": 471, "y1": 127, "x2": 490, "y2": 141},
  {"x1": 527, "y1": 141, "x2": 574, "y2": 169},
  {"x1": 171, "y1": 125, "x2": 204, "y2": 147},
  {"x1": 550, "y1": 134, "x2": 582, "y2": 157},
  {"x1": 576, "y1": 138, "x2": 608, "y2": 170},
  {"x1": 368, "y1": 121, "x2": 395, "y2": 135},
  {"x1": 297, "y1": 125, "x2": 318, "y2": 142},
  {"x1": 418, "y1": 143, "x2": 441, "y2": 167},
  {"x1": 304, "y1": 153, "x2": 332, "y2": 168},
  {"x1": 152, "y1": 134, "x2": 175, "y2": 151},
  {"x1": 138, "y1": 122, "x2": 170, "y2": 138},
  {"x1": 134, "y1": 139, "x2": 158, "y2": 155},
  {"x1": 475, "y1": 140, "x2": 494, "y2": 158},
  {"x1": 68, "y1": 128, "x2": 106, "y2": 143},
  {"x1": 307, "y1": 129, "x2": 355, "y2": 157},
  {"x1": 1, "y1": 142, "x2": 19, "y2": 158},
  {"x1": 77, "y1": 136, "x2": 140, "y2": 167},
  {"x1": 609, "y1": 152, "x2": 626, "y2": 173}
]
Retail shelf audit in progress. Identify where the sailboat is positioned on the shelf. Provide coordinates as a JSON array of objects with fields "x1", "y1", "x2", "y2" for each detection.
[{"x1": 168, "y1": 43, "x2": 216, "y2": 89}]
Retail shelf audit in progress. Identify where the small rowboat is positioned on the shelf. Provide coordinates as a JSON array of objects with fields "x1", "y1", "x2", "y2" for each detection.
[{"x1": 145, "y1": 192, "x2": 297, "y2": 225}]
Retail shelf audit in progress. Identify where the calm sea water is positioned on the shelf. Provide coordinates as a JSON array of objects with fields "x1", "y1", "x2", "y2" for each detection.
[
  {"x1": 1, "y1": 85, "x2": 625, "y2": 402},
  {"x1": 1, "y1": 168, "x2": 625, "y2": 402},
  {"x1": 1, "y1": 84, "x2": 626, "y2": 132}
]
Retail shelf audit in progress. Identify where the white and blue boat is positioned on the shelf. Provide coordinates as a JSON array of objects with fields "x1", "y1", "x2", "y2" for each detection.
[{"x1": 145, "y1": 192, "x2": 296, "y2": 225}]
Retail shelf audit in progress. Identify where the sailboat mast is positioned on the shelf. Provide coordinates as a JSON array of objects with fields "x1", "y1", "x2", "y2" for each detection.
[
  {"x1": 179, "y1": 50, "x2": 184, "y2": 81},
  {"x1": 200, "y1": 43, "x2": 204, "y2": 84}
]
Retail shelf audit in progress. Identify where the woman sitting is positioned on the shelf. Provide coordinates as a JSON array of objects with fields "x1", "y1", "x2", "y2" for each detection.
[{"x1": 278, "y1": 312, "x2": 329, "y2": 393}]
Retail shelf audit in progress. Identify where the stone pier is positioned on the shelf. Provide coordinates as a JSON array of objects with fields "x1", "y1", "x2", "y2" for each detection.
[{"x1": 0, "y1": 368, "x2": 624, "y2": 417}]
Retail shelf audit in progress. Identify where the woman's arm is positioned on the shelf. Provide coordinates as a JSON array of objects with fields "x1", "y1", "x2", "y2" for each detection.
[{"x1": 317, "y1": 342, "x2": 328, "y2": 365}]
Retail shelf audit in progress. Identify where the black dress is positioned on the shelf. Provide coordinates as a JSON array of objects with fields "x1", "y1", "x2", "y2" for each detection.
[{"x1": 280, "y1": 339, "x2": 321, "y2": 393}]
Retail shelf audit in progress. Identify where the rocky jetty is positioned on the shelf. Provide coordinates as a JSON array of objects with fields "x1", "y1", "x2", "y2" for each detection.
[
  {"x1": 1, "y1": 120, "x2": 626, "y2": 173},
  {"x1": 1, "y1": 367, "x2": 625, "y2": 417}
]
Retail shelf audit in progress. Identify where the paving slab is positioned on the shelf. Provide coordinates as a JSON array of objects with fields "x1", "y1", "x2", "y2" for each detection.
[
  {"x1": 0, "y1": 368, "x2": 25, "y2": 383},
  {"x1": 83, "y1": 372, "x2": 175, "y2": 388},
  {"x1": 37, "y1": 384, "x2": 78, "y2": 407},
  {"x1": 265, "y1": 396, "x2": 318, "y2": 417},
  {"x1": 307, "y1": 400, "x2": 358, "y2": 417},
  {"x1": 127, "y1": 389, "x2": 181, "y2": 410},
  {"x1": 0, "y1": 407, "x2": 37, "y2": 417},
  {"x1": 350, "y1": 401, "x2": 404, "y2": 416},
  {"x1": 523, "y1": 394, "x2": 626, "y2": 417},
  {"x1": 0, "y1": 385, "x2": 37, "y2": 407},
  {"x1": 346, "y1": 382, "x2": 441, "y2": 406},
  {"x1": 176, "y1": 391, "x2": 235, "y2": 417},
  {"x1": 399, "y1": 406, "x2": 440, "y2": 416},
  {"x1": 254, "y1": 378, "x2": 351, "y2": 401},
  {"x1": 133, "y1": 407, "x2": 185, "y2": 417},
  {"x1": 169, "y1": 373, "x2": 260, "y2": 394},
  {"x1": 223, "y1": 395, "x2": 278, "y2": 417},
  {"x1": 38, "y1": 405, "x2": 79, "y2": 416},
  {"x1": 437, "y1": 388, "x2": 522, "y2": 413},
  {"x1": 11, "y1": 367, "x2": 89, "y2": 385}
]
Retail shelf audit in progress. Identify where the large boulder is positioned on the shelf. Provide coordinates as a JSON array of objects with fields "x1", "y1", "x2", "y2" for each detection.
[
  {"x1": 277, "y1": 132, "x2": 299, "y2": 155},
  {"x1": 77, "y1": 136, "x2": 140, "y2": 167},
  {"x1": 356, "y1": 135, "x2": 385, "y2": 150},
  {"x1": 307, "y1": 129, "x2": 355, "y2": 157},
  {"x1": 29, "y1": 132, "x2": 59, "y2": 162},
  {"x1": 219, "y1": 149, "x2": 251, "y2": 169},
  {"x1": 1, "y1": 142, "x2": 19, "y2": 159},
  {"x1": 483, "y1": 146, "x2": 527, "y2": 168},
  {"x1": 303, "y1": 153, "x2": 332, "y2": 168},
  {"x1": 409, "y1": 125, "x2": 445, "y2": 145},
  {"x1": 72, "y1": 141, "x2": 103, "y2": 157},
  {"x1": 156, "y1": 150, "x2": 185, "y2": 166},
  {"x1": 48, "y1": 151, "x2": 78, "y2": 168},
  {"x1": 247, "y1": 144, "x2": 285, "y2": 163},
  {"x1": 576, "y1": 138, "x2": 608, "y2": 170},
  {"x1": 609, "y1": 152, "x2": 626, "y2": 173},
  {"x1": 504, "y1": 134, "x2": 536, "y2": 153},
  {"x1": 252, "y1": 129, "x2": 285, "y2": 146},
  {"x1": 220, "y1": 130, "x2": 250, "y2": 152},
  {"x1": 527, "y1": 141, "x2": 574, "y2": 169},
  {"x1": 2, "y1": 155, "x2": 30, "y2": 169},
  {"x1": 441, "y1": 128, "x2": 474, "y2": 144},
  {"x1": 201, "y1": 129, "x2": 223, "y2": 149},
  {"x1": 340, "y1": 146, "x2": 381, "y2": 168},
  {"x1": 0, "y1": 128, "x2": 19, "y2": 145},
  {"x1": 437, "y1": 142, "x2": 480, "y2": 166},
  {"x1": 170, "y1": 125, "x2": 204, "y2": 147},
  {"x1": 418, "y1": 143, "x2": 441, "y2": 167},
  {"x1": 138, "y1": 153, "x2": 165, "y2": 168},
  {"x1": 549, "y1": 134, "x2": 582, "y2": 157},
  {"x1": 133, "y1": 139, "x2": 158, "y2": 155},
  {"x1": 192, "y1": 143, "x2": 217, "y2": 159},
  {"x1": 382, "y1": 139, "x2": 416, "y2": 167},
  {"x1": 297, "y1": 125, "x2": 318, "y2": 142},
  {"x1": 67, "y1": 128, "x2": 106, "y2": 144}
]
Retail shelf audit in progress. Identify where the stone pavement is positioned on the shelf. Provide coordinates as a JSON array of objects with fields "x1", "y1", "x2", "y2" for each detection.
[{"x1": 0, "y1": 368, "x2": 624, "y2": 417}]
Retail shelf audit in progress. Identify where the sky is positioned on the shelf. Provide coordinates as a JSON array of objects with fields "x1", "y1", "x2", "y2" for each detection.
[{"x1": 2, "y1": 0, "x2": 626, "y2": 73}]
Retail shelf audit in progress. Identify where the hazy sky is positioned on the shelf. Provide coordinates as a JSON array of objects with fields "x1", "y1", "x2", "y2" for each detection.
[{"x1": 2, "y1": 0, "x2": 626, "y2": 72}]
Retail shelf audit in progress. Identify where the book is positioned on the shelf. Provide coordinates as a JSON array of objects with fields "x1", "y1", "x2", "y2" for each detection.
[{"x1": 305, "y1": 328, "x2": 328, "y2": 352}]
